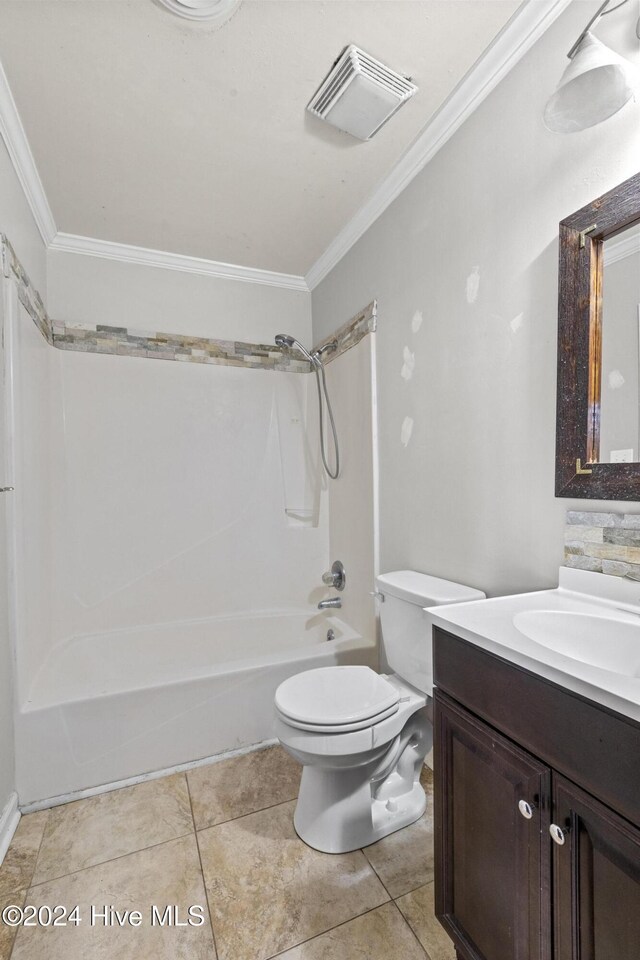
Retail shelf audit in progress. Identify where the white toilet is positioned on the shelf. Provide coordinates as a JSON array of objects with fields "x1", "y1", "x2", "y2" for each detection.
[{"x1": 275, "y1": 570, "x2": 485, "y2": 853}]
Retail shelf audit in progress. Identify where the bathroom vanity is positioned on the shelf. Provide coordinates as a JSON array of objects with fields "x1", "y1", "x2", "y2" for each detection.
[{"x1": 426, "y1": 571, "x2": 640, "y2": 960}]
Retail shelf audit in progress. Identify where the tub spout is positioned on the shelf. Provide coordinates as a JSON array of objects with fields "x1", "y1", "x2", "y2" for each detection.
[{"x1": 318, "y1": 597, "x2": 342, "y2": 610}]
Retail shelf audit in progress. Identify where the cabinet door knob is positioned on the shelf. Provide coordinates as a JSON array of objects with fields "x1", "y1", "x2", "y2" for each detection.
[
  {"x1": 549, "y1": 823, "x2": 569, "y2": 846},
  {"x1": 518, "y1": 800, "x2": 536, "y2": 820}
]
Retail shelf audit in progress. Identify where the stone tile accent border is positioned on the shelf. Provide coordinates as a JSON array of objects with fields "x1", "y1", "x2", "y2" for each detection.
[
  {"x1": 312, "y1": 300, "x2": 377, "y2": 365},
  {"x1": 1, "y1": 235, "x2": 53, "y2": 344},
  {"x1": 52, "y1": 321, "x2": 312, "y2": 372},
  {"x1": 564, "y1": 511, "x2": 640, "y2": 579},
  {"x1": 1, "y1": 236, "x2": 376, "y2": 372}
]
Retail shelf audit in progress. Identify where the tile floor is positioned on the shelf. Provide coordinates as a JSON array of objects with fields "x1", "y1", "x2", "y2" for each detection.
[{"x1": 0, "y1": 746, "x2": 455, "y2": 960}]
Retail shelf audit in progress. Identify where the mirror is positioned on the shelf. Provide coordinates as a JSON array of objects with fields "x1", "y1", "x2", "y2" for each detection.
[
  {"x1": 556, "y1": 171, "x2": 640, "y2": 499},
  {"x1": 599, "y1": 225, "x2": 640, "y2": 464}
]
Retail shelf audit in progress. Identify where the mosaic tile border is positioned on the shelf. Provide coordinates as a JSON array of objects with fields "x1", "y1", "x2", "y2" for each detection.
[
  {"x1": 51, "y1": 321, "x2": 312, "y2": 372},
  {"x1": 564, "y1": 511, "x2": 640, "y2": 580},
  {"x1": 1, "y1": 235, "x2": 53, "y2": 344},
  {"x1": 312, "y1": 301, "x2": 377, "y2": 365},
  {"x1": 1, "y1": 237, "x2": 376, "y2": 372}
]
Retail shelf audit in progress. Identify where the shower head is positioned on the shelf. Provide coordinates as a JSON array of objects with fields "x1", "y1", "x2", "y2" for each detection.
[{"x1": 274, "y1": 334, "x2": 315, "y2": 364}]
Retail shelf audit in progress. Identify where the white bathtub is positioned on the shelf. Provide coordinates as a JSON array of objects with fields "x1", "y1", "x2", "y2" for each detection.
[{"x1": 16, "y1": 610, "x2": 376, "y2": 805}]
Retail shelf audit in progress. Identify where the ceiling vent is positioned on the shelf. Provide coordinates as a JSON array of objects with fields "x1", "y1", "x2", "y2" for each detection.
[{"x1": 307, "y1": 45, "x2": 417, "y2": 141}]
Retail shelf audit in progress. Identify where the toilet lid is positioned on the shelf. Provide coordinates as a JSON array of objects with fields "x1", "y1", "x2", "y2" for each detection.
[
  {"x1": 276, "y1": 700, "x2": 399, "y2": 733},
  {"x1": 275, "y1": 666, "x2": 400, "y2": 726}
]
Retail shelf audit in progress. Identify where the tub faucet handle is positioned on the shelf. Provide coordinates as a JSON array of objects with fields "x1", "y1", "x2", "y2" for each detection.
[{"x1": 322, "y1": 560, "x2": 346, "y2": 591}]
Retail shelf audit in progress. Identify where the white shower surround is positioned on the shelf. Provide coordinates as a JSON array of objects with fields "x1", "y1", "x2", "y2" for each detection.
[
  {"x1": 4, "y1": 251, "x2": 378, "y2": 807},
  {"x1": 17, "y1": 610, "x2": 374, "y2": 804}
]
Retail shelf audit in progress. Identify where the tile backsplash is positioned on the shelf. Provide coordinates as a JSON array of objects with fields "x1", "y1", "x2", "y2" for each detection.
[{"x1": 564, "y1": 511, "x2": 640, "y2": 579}]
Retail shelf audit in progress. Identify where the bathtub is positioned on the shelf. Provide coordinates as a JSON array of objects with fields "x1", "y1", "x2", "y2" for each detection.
[{"x1": 16, "y1": 610, "x2": 376, "y2": 805}]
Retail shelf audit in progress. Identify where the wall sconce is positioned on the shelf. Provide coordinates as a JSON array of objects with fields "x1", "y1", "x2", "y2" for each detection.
[{"x1": 544, "y1": 0, "x2": 640, "y2": 133}]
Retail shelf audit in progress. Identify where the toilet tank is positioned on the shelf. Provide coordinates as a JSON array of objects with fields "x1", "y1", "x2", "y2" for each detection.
[{"x1": 376, "y1": 570, "x2": 485, "y2": 695}]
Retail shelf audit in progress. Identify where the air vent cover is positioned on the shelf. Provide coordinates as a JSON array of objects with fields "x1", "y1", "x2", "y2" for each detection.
[{"x1": 307, "y1": 45, "x2": 417, "y2": 141}]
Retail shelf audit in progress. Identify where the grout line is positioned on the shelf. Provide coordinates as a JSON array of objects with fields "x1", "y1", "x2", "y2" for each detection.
[
  {"x1": 27, "y1": 829, "x2": 194, "y2": 890},
  {"x1": 7, "y1": 812, "x2": 50, "y2": 960},
  {"x1": 359, "y1": 845, "x2": 394, "y2": 901},
  {"x1": 185, "y1": 775, "x2": 219, "y2": 960},
  {"x1": 194, "y1": 794, "x2": 299, "y2": 835},
  {"x1": 391, "y1": 875, "x2": 435, "y2": 901},
  {"x1": 27, "y1": 810, "x2": 50, "y2": 889},
  {"x1": 389, "y1": 898, "x2": 431, "y2": 959},
  {"x1": 265, "y1": 902, "x2": 390, "y2": 960},
  {"x1": 7, "y1": 888, "x2": 27, "y2": 960}
]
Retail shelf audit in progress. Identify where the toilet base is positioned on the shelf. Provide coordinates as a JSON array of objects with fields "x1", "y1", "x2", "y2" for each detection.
[
  {"x1": 293, "y1": 770, "x2": 427, "y2": 854},
  {"x1": 291, "y1": 708, "x2": 431, "y2": 854}
]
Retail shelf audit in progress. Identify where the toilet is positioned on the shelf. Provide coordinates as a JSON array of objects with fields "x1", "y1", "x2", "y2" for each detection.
[{"x1": 275, "y1": 570, "x2": 485, "y2": 853}]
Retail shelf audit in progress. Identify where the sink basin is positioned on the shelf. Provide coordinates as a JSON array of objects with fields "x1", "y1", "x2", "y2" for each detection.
[{"x1": 513, "y1": 610, "x2": 640, "y2": 678}]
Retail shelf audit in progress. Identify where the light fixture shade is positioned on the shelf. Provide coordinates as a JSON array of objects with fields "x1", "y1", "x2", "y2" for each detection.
[{"x1": 544, "y1": 32, "x2": 640, "y2": 133}]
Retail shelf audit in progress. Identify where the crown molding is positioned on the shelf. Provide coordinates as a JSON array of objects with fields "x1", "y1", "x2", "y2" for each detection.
[
  {"x1": 0, "y1": 58, "x2": 57, "y2": 246},
  {"x1": 603, "y1": 229, "x2": 640, "y2": 266},
  {"x1": 1, "y1": 0, "x2": 570, "y2": 292},
  {"x1": 49, "y1": 233, "x2": 309, "y2": 291},
  {"x1": 305, "y1": 0, "x2": 573, "y2": 291}
]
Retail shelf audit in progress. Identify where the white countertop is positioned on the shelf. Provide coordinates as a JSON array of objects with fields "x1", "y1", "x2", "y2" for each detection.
[{"x1": 425, "y1": 567, "x2": 640, "y2": 724}]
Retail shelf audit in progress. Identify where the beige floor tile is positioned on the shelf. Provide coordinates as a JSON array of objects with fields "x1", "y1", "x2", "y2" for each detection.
[
  {"x1": 0, "y1": 811, "x2": 49, "y2": 900},
  {"x1": 12, "y1": 835, "x2": 215, "y2": 960},
  {"x1": 363, "y1": 778, "x2": 434, "y2": 898},
  {"x1": 188, "y1": 744, "x2": 301, "y2": 830},
  {"x1": 396, "y1": 882, "x2": 456, "y2": 960},
  {"x1": 33, "y1": 774, "x2": 193, "y2": 884},
  {"x1": 420, "y1": 765, "x2": 434, "y2": 792},
  {"x1": 276, "y1": 902, "x2": 427, "y2": 959},
  {"x1": 198, "y1": 799, "x2": 389, "y2": 960},
  {"x1": 0, "y1": 888, "x2": 26, "y2": 960}
]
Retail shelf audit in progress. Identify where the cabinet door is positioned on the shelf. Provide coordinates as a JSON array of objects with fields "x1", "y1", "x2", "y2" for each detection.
[
  {"x1": 553, "y1": 774, "x2": 640, "y2": 960},
  {"x1": 435, "y1": 692, "x2": 551, "y2": 960}
]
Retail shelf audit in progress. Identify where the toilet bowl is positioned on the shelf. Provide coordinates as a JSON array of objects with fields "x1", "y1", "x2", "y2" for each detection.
[{"x1": 275, "y1": 570, "x2": 485, "y2": 854}]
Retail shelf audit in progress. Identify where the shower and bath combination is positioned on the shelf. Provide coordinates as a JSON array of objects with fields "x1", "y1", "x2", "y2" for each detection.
[{"x1": 275, "y1": 334, "x2": 340, "y2": 480}]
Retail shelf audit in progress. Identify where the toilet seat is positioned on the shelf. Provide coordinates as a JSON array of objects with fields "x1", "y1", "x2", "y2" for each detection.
[
  {"x1": 276, "y1": 700, "x2": 399, "y2": 734},
  {"x1": 275, "y1": 665, "x2": 400, "y2": 730},
  {"x1": 275, "y1": 677, "x2": 427, "y2": 760}
]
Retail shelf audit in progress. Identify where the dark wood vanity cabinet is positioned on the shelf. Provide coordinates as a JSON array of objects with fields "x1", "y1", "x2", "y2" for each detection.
[
  {"x1": 435, "y1": 694, "x2": 551, "y2": 960},
  {"x1": 433, "y1": 628, "x2": 640, "y2": 960}
]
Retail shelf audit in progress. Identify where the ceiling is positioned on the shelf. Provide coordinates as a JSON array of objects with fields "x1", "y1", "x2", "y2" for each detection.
[{"x1": 0, "y1": 0, "x2": 522, "y2": 277}]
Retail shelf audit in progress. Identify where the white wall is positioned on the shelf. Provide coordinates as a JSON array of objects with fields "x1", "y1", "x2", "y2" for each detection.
[
  {"x1": 325, "y1": 337, "x2": 378, "y2": 645},
  {"x1": 47, "y1": 250, "x2": 311, "y2": 342},
  {"x1": 312, "y1": 0, "x2": 640, "y2": 598},
  {"x1": 47, "y1": 350, "x2": 329, "y2": 650},
  {"x1": 0, "y1": 140, "x2": 46, "y2": 292},
  {"x1": 0, "y1": 136, "x2": 47, "y2": 821},
  {"x1": 10, "y1": 303, "x2": 54, "y2": 703}
]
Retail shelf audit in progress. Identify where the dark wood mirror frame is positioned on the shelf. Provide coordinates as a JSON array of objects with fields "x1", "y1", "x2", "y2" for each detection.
[{"x1": 556, "y1": 171, "x2": 640, "y2": 500}]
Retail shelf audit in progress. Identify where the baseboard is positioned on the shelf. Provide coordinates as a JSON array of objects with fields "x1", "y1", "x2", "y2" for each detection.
[
  {"x1": 0, "y1": 792, "x2": 20, "y2": 865},
  {"x1": 20, "y1": 738, "x2": 278, "y2": 813}
]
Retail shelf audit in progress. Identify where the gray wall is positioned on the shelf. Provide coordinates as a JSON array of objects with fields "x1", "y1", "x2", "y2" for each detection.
[
  {"x1": 0, "y1": 137, "x2": 47, "y2": 817},
  {"x1": 312, "y1": 0, "x2": 640, "y2": 597}
]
